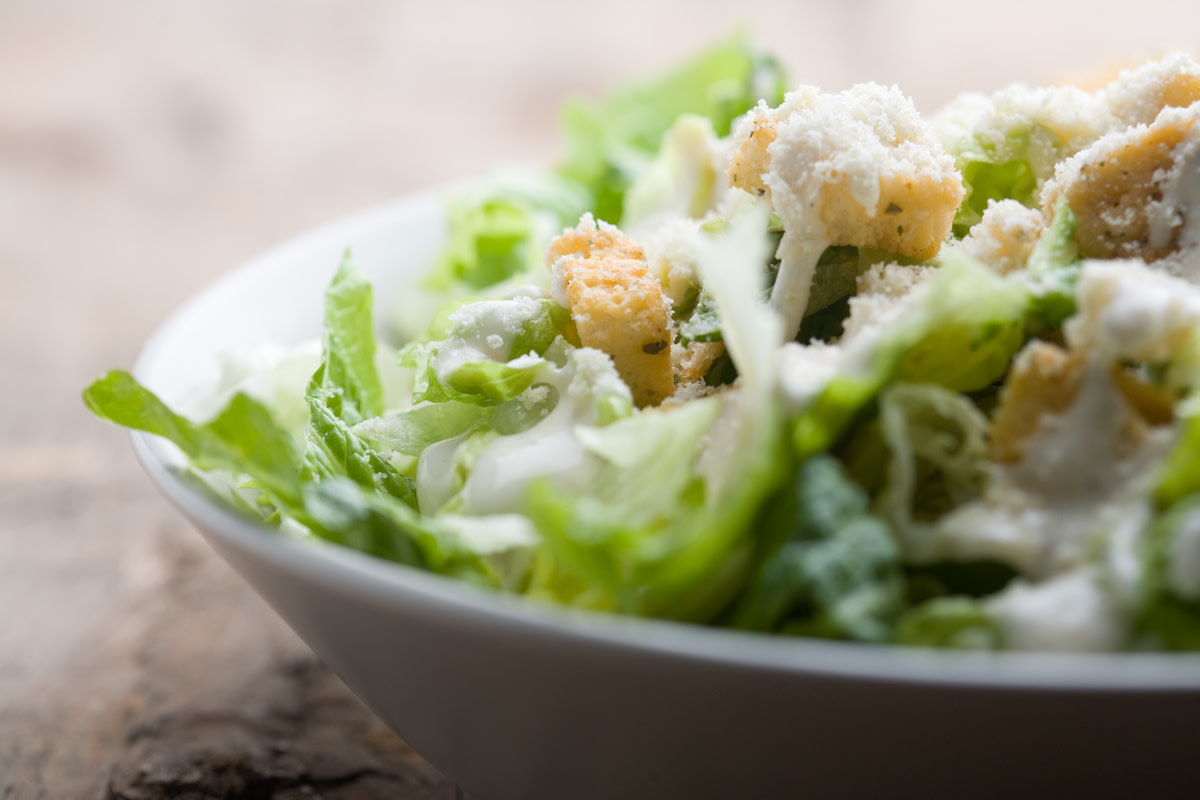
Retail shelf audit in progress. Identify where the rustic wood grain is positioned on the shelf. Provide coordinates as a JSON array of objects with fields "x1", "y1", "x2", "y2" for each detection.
[{"x1": 2, "y1": 2, "x2": 1197, "y2": 797}]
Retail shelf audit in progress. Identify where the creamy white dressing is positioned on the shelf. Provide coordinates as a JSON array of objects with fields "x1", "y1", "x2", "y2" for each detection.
[
  {"x1": 459, "y1": 422, "x2": 593, "y2": 515},
  {"x1": 1150, "y1": 130, "x2": 1200, "y2": 273},
  {"x1": 1068, "y1": 260, "x2": 1200, "y2": 363},
  {"x1": 416, "y1": 432, "x2": 472, "y2": 514},
  {"x1": 769, "y1": 231, "x2": 830, "y2": 343},
  {"x1": 987, "y1": 568, "x2": 1125, "y2": 652},
  {"x1": 432, "y1": 296, "x2": 548, "y2": 386},
  {"x1": 436, "y1": 347, "x2": 632, "y2": 517}
]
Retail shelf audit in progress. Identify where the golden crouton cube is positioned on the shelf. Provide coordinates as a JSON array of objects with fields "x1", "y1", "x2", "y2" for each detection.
[
  {"x1": 817, "y1": 173, "x2": 964, "y2": 260},
  {"x1": 990, "y1": 341, "x2": 1174, "y2": 464},
  {"x1": 1045, "y1": 113, "x2": 1193, "y2": 262},
  {"x1": 548, "y1": 221, "x2": 675, "y2": 407},
  {"x1": 990, "y1": 342, "x2": 1084, "y2": 464},
  {"x1": 672, "y1": 340, "x2": 725, "y2": 386},
  {"x1": 727, "y1": 111, "x2": 778, "y2": 197}
]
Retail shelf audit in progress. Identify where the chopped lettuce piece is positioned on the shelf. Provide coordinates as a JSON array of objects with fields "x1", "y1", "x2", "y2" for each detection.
[
  {"x1": 677, "y1": 290, "x2": 723, "y2": 345},
  {"x1": 352, "y1": 402, "x2": 492, "y2": 458},
  {"x1": 1136, "y1": 495, "x2": 1200, "y2": 650},
  {"x1": 84, "y1": 371, "x2": 303, "y2": 508},
  {"x1": 315, "y1": 256, "x2": 385, "y2": 425},
  {"x1": 422, "y1": 171, "x2": 592, "y2": 294},
  {"x1": 1156, "y1": 413, "x2": 1200, "y2": 510},
  {"x1": 558, "y1": 34, "x2": 786, "y2": 225},
  {"x1": 872, "y1": 383, "x2": 991, "y2": 555},
  {"x1": 1025, "y1": 197, "x2": 1082, "y2": 334},
  {"x1": 951, "y1": 124, "x2": 1063, "y2": 235},
  {"x1": 302, "y1": 477, "x2": 496, "y2": 584},
  {"x1": 895, "y1": 596, "x2": 1001, "y2": 649},
  {"x1": 622, "y1": 114, "x2": 720, "y2": 230},
  {"x1": 407, "y1": 296, "x2": 574, "y2": 406},
  {"x1": 793, "y1": 254, "x2": 1029, "y2": 458},
  {"x1": 303, "y1": 362, "x2": 418, "y2": 507},
  {"x1": 731, "y1": 455, "x2": 905, "y2": 641}
]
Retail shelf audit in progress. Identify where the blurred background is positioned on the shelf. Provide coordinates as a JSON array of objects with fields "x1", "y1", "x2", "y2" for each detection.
[{"x1": 3, "y1": 0, "x2": 1199, "y2": 796}]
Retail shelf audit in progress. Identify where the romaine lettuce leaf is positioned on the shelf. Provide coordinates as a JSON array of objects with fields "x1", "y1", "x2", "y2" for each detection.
[
  {"x1": 793, "y1": 254, "x2": 1029, "y2": 459},
  {"x1": 302, "y1": 477, "x2": 496, "y2": 585},
  {"x1": 730, "y1": 455, "x2": 905, "y2": 642},
  {"x1": 320, "y1": 255, "x2": 385, "y2": 424},
  {"x1": 558, "y1": 34, "x2": 786, "y2": 225},
  {"x1": 1135, "y1": 495, "x2": 1200, "y2": 650},
  {"x1": 421, "y1": 171, "x2": 592, "y2": 293},
  {"x1": 1025, "y1": 196, "x2": 1082, "y2": 335},
  {"x1": 951, "y1": 124, "x2": 1063, "y2": 236},
  {"x1": 84, "y1": 370, "x2": 303, "y2": 508},
  {"x1": 895, "y1": 596, "x2": 1001, "y2": 649},
  {"x1": 622, "y1": 114, "x2": 720, "y2": 230},
  {"x1": 1155, "y1": 413, "x2": 1200, "y2": 510},
  {"x1": 871, "y1": 383, "x2": 991, "y2": 555}
]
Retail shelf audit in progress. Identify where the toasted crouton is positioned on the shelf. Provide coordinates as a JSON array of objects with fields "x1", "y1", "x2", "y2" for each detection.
[
  {"x1": 990, "y1": 342, "x2": 1085, "y2": 463},
  {"x1": 672, "y1": 340, "x2": 725, "y2": 386},
  {"x1": 1042, "y1": 106, "x2": 1197, "y2": 263},
  {"x1": 729, "y1": 84, "x2": 963, "y2": 260},
  {"x1": 547, "y1": 216, "x2": 674, "y2": 407},
  {"x1": 990, "y1": 341, "x2": 1173, "y2": 464},
  {"x1": 727, "y1": 89, "x2": 820, "y2": 197}
]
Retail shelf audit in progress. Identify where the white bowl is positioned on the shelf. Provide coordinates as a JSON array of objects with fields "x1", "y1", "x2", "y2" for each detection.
[{"x1": 132, "y1": 189, "x2": 1200, "y2": 800}]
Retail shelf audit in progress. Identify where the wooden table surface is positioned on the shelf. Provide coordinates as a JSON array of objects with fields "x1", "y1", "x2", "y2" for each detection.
[{"x1": 2, "y1": 2, "x2": 1197, "y2": 796}]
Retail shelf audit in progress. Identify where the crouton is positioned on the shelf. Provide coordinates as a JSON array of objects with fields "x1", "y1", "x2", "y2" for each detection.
[
  {"x1": 547, "y1": 216, "x2": 674, "y2": 407},
  {"x1": 733, "y1": 84, "x2": 963, "y2": 260},
  {"x1": 726, "y1": 88, "x2": 820, "y2": 197},
  {"x1": 1103, "y1": 52, "x2": 1200, "y2": 127},
  {"x1": 1042, "y1": 105, "x2": 1197, "y2": 263},
  {"x1": 672, "y1": 340, "x2": 725, "y2": 386},
  {"x1": 728, "y1": 83, "x2": 963, "y2": 341},
  {"x1": 990, "y1": 341, "x2": 1172, "y2": 464},
  {"x1": 990, "y1": 342, "x2": 1085, "y2": 463}
]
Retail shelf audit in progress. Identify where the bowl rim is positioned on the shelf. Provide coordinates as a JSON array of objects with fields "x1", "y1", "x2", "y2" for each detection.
[{"x1": 130, "y1": 190, "x2": 1200, "y2": 692}]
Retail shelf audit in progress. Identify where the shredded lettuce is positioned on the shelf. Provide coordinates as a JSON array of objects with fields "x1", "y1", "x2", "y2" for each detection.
[
  {"x1": 1025, "y1": 197, "x2": 1082, "y2": 335},
  {"x1": 731, "y1": 455, "x2": 905, "y2": 642},
  {"x1": 895, "y1": 596, "x2": 1002, "y2": 649},
  {"x1": 793, "y1": 254, "x2": 1029, "y2": 459},
  {"x1": 1135, "y1": 495, "x2": 1200, "y2": 650},
  {"x1": 558, "y1": 34, "x2": 785, "y2": 226},
  {"x1": 951, "y1": 124, "x2": 1063, "y2": 236}
]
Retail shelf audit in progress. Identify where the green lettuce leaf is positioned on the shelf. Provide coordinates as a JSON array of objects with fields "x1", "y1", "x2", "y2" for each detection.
[
  {"x1": 793, "y1": 254, "x2": 1029, "y2": 459},
  {"x1": 558, "y1": 34, "x2": 786, "y2": 225},
  {"x1": 951, "y1": 124, "x2": 1063, "y2": 236},
  {"x1": 302, "y1": 258, "x2": 418, "y2": 507},
  {"x1": 730, "y1": 455, "x2": 905, "y2": 641},
  {"x1": 318, "y1": 255, "x2": 385, "y2": 425},
  {"x1": 1155, "y1": 413, "x2": 1200, "y2": 510},
  {"x1": 352, "y1": 402, "x2": 492, "y2": 457},
  {"x1": 871, "y1": 383, "x2": 991, "y2": 555},
  {"x1": 84, "y1": 370, "x2": 303, "y2": 507},
  {"x1": 302, "y1": 477, "x2": 496, "y2": 585},
  {"x1": 622, "y1": 114, "x2": 719, "y2": 229},
  {"x1": 1025, "y1": 196, "x2": 1082, "y2": 335},
  {"x1": 421, "y1": 170, "x2": 593, "y2": 294},
  {"x1": 1135, "y1": 495, "x2": 1200, "y2": 650},
  {"x1": 895, "y1": 596, "x2": 1001, "y2": 649}
]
